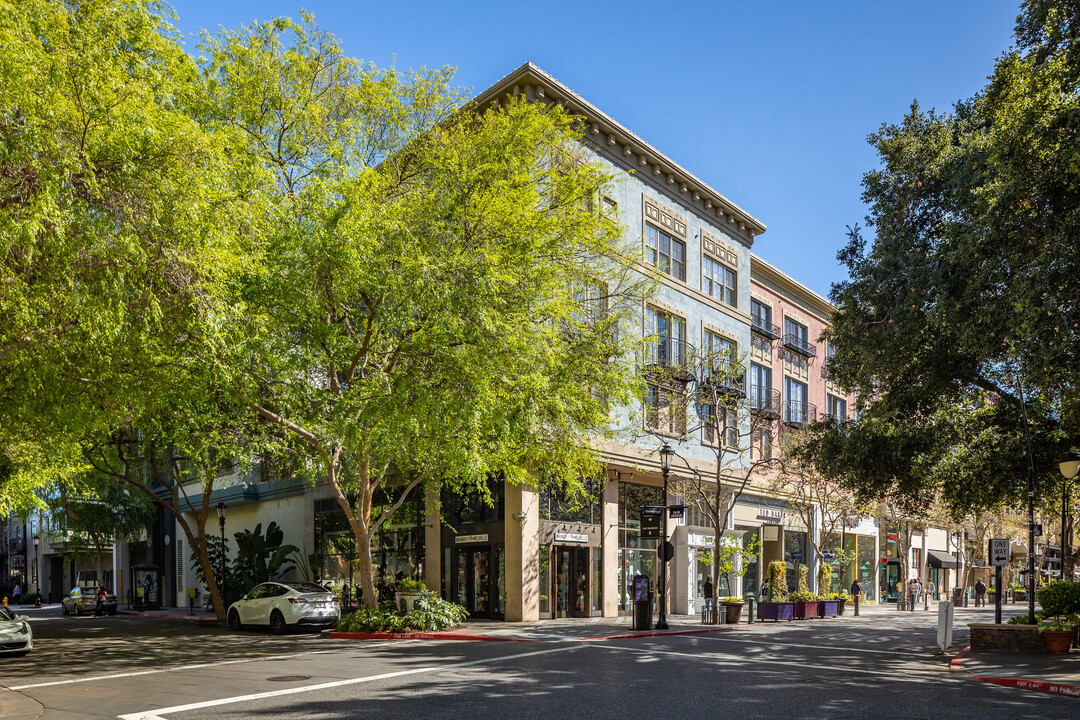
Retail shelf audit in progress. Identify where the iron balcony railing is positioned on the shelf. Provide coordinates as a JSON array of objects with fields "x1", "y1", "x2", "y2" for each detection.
[
  {"x1": 698, "y1": 358, "x2": 746, "y2": 398},
  {"x1": 751, "y1": 317, "x2": 781, "y2": 340},
  {"x1": 784, "y1": 400, "x2": 818, "y2": 427},
  {"x1": 782, "y1": 333, "x2": 817, "y2": 358},
  {"x1": 749, "y1": 386, "x2": 781, "y2": 416},
  {"x1": 643, "y1": 337, "x2": 695, "y2": 382}
]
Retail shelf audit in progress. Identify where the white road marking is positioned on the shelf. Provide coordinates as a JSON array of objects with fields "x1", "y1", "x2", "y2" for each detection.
[
  {"x1": 116, "y1": 644, "x2": 584, "y2": 720},
  {"x1": 8, "y1": 646, "x2": 368, "y2": 690}
]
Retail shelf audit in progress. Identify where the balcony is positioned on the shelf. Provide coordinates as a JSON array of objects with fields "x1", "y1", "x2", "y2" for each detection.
[
  {"x1": 642, "y1": 337, "x2": 695, "y2": 383},
  {"x1": 698, "y1": 358, "x2": 746, "y2": 398},
  {"x1": 749, "y1": 386, "x2": 781, "y2": 417},
  {"x1": 783, "y1": 333, "x2": 817, "y2": 358},
  {"x1": 751, "y1": 317, "x2": 781, "y2": 340},
  {"x1": 784, "y1": 400, "x2": 818, "y2": 427}
]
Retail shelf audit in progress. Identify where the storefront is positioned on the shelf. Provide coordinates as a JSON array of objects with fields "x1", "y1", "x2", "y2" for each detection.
[
  {"x1": 439, "y1": 480, "x2": 506, "y2": 619},
  {"x1": 616, "y1": 481, "x2": 663, "y2": 615},
  {"x1": 538, "y1": 522, "x2": 602, "y2": 617}
]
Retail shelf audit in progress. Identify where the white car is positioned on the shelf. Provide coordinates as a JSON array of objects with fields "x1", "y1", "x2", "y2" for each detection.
[
  {"x1": 0, "y1": 606, "x2": 33, "y2": 656},
  {"x1": 227, "y1": 581, "x2": 339, "y2": 634}
]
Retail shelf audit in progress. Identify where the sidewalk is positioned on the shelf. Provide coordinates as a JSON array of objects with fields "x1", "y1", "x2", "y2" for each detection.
[
  {"x1": 116, "y1": 606, "x2": 222, "y2": 622},
  {"x1": 0, "y1": 687, "x2": 41, "y2": 720}
]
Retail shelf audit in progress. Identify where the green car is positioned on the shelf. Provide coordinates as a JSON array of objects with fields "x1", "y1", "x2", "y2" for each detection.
[{"x1": 61, "y1": 586, "x2": 117, "y2": 616}]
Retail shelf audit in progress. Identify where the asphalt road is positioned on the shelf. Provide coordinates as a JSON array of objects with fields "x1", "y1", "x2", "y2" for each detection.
[{"x1": 1, "y1": 605, "x2": 1074, "y2": 719}]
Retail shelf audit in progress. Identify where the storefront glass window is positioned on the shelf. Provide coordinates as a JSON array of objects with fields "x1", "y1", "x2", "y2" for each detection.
[
  {"x1": 784, "y1": 530, "x2": 807, "y2": 592},
  {"x1": 591, "y1": 547, "x2": 602, "y2": 613},
  {"x1": 857, "y1": 535, "x2": 876, "y2": 602},
  {"x1": 540, "y1": 477, "x2": 601, "y2": 523},
  {"x1": 738, "y1": 525, "x2": 759, "y2": 597},
  {"x1": 617, "y1": 482, "x2": 663, "y2": 611},
  {"x1": 538, "y1": 544, "x2": 550, "y2": 614}
]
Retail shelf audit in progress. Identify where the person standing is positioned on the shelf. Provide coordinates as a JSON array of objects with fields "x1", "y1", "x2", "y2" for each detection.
[
  {"x1": 703, "y1": 576, "x2": 714, "y2": 614},
  {"x1": 851, "y1": 578, "x2": 862, "y2": 601},
  {"x1": 94, "y1": 586, "x2": 107, "y2": 616},
  {"x1": 974, "y1": 578, "x2": 987, "y2": 607}
]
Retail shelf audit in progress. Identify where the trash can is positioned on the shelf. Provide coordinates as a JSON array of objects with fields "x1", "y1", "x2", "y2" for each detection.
[
  {"x1": 632, "y1": 575, "x2": 652, "y2": 631},
  {"x1": 951, "y1": 587, "x2": 964, "y2": 606}
]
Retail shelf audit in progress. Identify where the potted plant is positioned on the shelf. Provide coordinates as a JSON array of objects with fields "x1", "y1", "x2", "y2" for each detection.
[
  {"x1": 815, "y1": 564, "x2": 839, "y2": 617},
  {"x1": 722, "y1": 596, "x2": 745, "y2": 624},
  {"x1": 758, "y1": 560, "x2": 795, "y2": 622},
  {"x1": 791, "y1": 566, "x2": 818, "y2": 619},
  {"x1": 1038, "y1": 614, "x2": 1077, "y2": 654},
  {"x1": 395, "y1": 578, "x2": 427, "y2": 613},
  {"x1": 835, "y1": 592, "x2": 849, "y2": 615}
]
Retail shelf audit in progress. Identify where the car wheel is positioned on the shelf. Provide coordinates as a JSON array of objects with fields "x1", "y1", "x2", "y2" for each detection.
[
  {"x1": 228, "y1": 609, "x2": 242, "y2": 631},
  {"x1": 61, "y1": 603, "x2": 69, "y2": 616},
  {"x1": 269, "y1": 610, "x2": 287, "y2": 635}
]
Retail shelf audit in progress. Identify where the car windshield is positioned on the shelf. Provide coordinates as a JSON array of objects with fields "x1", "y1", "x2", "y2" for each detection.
[
  {"x1": 285, "y1": 582, "x2": 332, "y2": 594},
  {"x1": 0, "y1": 606, "x2": 15, "y2": 621}
]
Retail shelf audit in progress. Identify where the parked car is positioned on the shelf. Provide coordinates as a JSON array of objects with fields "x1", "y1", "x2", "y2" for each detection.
[
  {"x1": 228, "y1": 581, "x2": 339, "y2": 634},
  {"x1": 61, "y1": 586, "x2": 117, "y2": 616},
  {"x1": 0, "y1": 606, "x2": 33, "y2": 656}
]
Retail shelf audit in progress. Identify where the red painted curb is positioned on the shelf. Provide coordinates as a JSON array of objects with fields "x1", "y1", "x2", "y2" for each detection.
[
  {"x1": 116, "y1": 610, "x2": 220, "y2": 622},
  {"x1": 331, "y1": 631, "x2": 530, "y2": 642},
  {"x1": 949, "y1": 646, "x2": 970, "y2": 670},
  {"x1": 973, "y1": 675, "x2": 1080, "y2": 697}
]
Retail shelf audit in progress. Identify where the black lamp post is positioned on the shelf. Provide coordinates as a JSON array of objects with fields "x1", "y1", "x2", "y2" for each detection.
[
  {"x1": 32, "y1": 535, "x2": 40, "y2": 607},
  {"x1": 217, "y1": 502, "x2": 227, "y2": 608},
  {"x1": 657, "y1": 443, "x2": 674, "y2": 630},
  {"x1": 1058, "y1": 452, "x2": 1079, "y2": 582}
]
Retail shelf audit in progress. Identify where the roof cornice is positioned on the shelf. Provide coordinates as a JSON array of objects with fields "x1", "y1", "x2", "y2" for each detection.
[
  {"x1": 750, "y1": 254, "x2": 835, "y2": 319},
  {"x1": 470, "y1": 63, "x2": 767, "y2": 243}
]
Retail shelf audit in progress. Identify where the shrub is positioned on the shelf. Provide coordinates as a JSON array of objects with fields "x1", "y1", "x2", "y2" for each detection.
[
  {"x1": 797, "y1": 565, "x2": 809, "y2": 595},
  {"x1": 1006, "y1": 614, "x2": 1033, "y2": 625},
  {"x1": 816, "y1": 563, "x2": 831, "y2": 595},
  {"x1": 396, "y1": 578, "x2": 427, "y2": 593},
  {"x1": 337, "y1": 590, "x2": 468, "y2": 632},
  {"x1": 767, "y1": 560, "x2": 787, "y2": 602},
  {"x1": 1036, "y1": 581, "x2": 1080, "y2": 616},
  {"x1": 788, "y1": 591, "x2": 816, "y2": 603}
]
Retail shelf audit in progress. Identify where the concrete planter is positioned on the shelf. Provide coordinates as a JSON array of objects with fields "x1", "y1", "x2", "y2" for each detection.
[
  {"x1": 396, "y1": 592, "x2": 424, "y2": 613},
  {"x1": 723, "y1": 601, "x2": 745, "y2": 624},
  {"x1": 968, "y1": 623, "x2": 1048, "y2": 653},
  {"x1": 1044, "y1": 630, "x2": 1074, "y2": 655}
]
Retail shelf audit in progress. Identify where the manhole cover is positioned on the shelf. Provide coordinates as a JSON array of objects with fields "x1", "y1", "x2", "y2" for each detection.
[{"x1": 266, "y1": 675, "x2": 312, "y2": 682}]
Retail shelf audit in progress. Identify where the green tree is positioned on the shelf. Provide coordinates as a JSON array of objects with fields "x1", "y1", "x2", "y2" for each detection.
[
  {"x1": 202, "y1": 17, "x2": 648, "y2": 608},
  {"x1": 821, "y1": 0, "x2": 1080, "y2": 512}
]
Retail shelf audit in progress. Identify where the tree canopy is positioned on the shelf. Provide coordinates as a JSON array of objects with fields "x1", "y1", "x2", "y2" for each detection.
[{"x1": 814, "y1": 0, "x2": 1080, "y2": 514}]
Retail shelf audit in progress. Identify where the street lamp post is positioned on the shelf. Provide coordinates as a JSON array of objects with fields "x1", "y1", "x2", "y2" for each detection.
[
  {"x1": 1058, "y1": 452, "x2": 1080, "y2": 583},
  {"x1": 32, "y1": 535, "x2": 41, "y2": 607},
  {"x1": 217, "y1": 502, "x2": 227, "y2": 610},
  {"x1": 658, "y1": 443, "x2": 674, "y2": 630}
]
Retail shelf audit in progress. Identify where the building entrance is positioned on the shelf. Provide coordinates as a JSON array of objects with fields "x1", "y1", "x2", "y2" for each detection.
[
  {"x1": 552, "y1": 546, "x2": 591, "y2": 618},
  {"x1": 452, "y1": 546, "x2": 497, "y2": 619}
]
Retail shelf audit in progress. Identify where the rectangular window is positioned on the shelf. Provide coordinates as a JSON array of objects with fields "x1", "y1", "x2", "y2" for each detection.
[
  {"x1": 703, "y1": 256, "x2": 737, "y2": 307},
  {"x1": 601, "y1": 196, "x2": 618, "y2": 223},
  {"x1": 750, "y1": 362, "x2": 772, "y2": 410},
  {"x1": 645, "y1": 381, "x2": 687, "y2": 435},
  {"x1": 752, "y1": 424, "x2": 773, "y2": 461},
  {"x1": 785, "y1": 377, "x2": 808, "y2": 424},
  {"x1": 827, "y1": 394, "x2": 847, "y2": 421},
  {"x1": 645, "y1": 224, "x2": 685, "y2": 281},
  {"x1": 784, "y1": 317, "x2": 809, "y2": 352},
  {"x1": 701, "y1": 404, "x2": 736, "y2": 447},
  {"x1": 751, "y1": 299, "x2": 771, "y2": 329},
  {"x1": 645, "y1": 307, "x2": 686, "y2": 367},
  {"x1": 573, "y1": 280, "x2": 607, "y2": 325}
]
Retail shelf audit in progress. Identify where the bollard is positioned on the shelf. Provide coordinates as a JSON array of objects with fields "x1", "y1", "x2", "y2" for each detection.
[
  {"x1": 854, "y1": 594, "x2": 860, "y2": 617},
  {"x1": 747, "y1": 597, "x2": 755, "y2": 624}
]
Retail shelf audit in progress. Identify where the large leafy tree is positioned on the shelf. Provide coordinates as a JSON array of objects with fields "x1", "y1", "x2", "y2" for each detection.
[
  {"x1": 818, "y1": 0, "x2": 1080, "y2": 512},
  {"x1": 0, "y1": 0, "x2": 253, "y2": 509},
  {"x1": 201, "y1": 17, "x2": 647, "y2": 608}
]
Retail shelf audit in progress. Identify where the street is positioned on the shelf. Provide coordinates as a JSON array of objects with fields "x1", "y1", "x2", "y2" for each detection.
[{"x1": 1, "y1": 604, "x2": 1076, "y2": 719}]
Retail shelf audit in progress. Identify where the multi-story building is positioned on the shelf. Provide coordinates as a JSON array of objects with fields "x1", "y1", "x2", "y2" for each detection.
[{"x1": 118, "y1": 63, "x2": 882, "y2": 619}]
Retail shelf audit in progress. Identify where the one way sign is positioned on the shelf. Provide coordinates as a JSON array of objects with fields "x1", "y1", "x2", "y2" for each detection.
[{"x1": 989, "y1": 538, "x2": 1010, "y2": 567}]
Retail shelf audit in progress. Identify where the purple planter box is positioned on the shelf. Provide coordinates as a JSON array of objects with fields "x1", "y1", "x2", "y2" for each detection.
[
  {"x1": 758, "y1": 602, "x2": 795, "y2": 622},
  {"x1": 818, "y1": 600, "x2": 840, "y2": 617}
]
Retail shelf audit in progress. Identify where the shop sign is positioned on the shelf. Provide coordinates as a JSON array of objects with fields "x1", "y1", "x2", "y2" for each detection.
[
  {"x1": 641, "y1": 514, "x2": 662, "y2": 539},
  {"x1": 455, "y1": 534, "x2": 489, "y2": 544},
  {"x1": 757, "y1": 508, "x2": 785, "y2": 522},
  {"x1": 554, "y1": 532, "x2": 589, "y2": 544}
]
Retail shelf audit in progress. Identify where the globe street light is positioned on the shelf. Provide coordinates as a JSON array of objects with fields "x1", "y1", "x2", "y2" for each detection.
[
  {"x1": 217, "y1": 502, "x2": 227, "y2": 609},
  {"x1": 1058, "y1": 451, "x2": 1080, "y2": 582},
  {"x1": 657, "y1": 443, "x2": 674, "y2": 630}
]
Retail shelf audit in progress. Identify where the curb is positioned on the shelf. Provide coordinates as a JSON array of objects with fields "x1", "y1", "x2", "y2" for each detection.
[
  {"x1": 331, "y1": 631, "x2": 531, "y2": 642},
  {"x1": 950, "y1": 645, "x2": 1080, "y2": 698}
]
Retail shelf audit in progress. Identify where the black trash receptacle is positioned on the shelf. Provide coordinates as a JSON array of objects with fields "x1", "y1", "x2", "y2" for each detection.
[{"x1": 632, "y1": 575, "x2": 652, "y2": 631}]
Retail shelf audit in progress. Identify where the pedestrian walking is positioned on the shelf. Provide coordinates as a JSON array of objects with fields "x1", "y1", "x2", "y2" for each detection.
[
  {"x1": 12, "y1": 584, "x2": 20, "y2": 606},
  {"x1": 704, "y1": 576, "x2": 713, "y2": 612},
  {"x1": 94, "y1": 586, "x2": 107, "y2": 616},
  {"x1": 926, "y1": 580, "x2": 936, "y2": 602},
  {"x1": 850, "y1": 579, "x2": 862, "y2": 599},
  {"x1": 974, "y1": 579, "x2": 987, "y2": 607}
]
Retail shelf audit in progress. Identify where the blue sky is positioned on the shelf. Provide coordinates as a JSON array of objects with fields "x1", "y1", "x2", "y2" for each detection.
[{"x1": 167, "y1": 0, "x2": 1019, "y2": 300}]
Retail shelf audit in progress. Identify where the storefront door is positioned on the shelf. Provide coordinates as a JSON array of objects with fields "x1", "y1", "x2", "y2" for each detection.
[
  {"x1": 454, "y1": 546, "x2": 495, "y2": 618},
  {"x1": 553, "y1": 546, "x2": 590, "y2": 618}
]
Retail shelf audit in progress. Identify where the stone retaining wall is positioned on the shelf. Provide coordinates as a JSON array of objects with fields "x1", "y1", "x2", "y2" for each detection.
[{"x1": 968, "y1": 623, "x2": 1047, "y2": 654}]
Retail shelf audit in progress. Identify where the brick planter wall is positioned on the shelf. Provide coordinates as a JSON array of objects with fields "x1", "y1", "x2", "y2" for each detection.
[{"x1": 968, "y1": 623, "x2": 1048, "y2": 654}]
